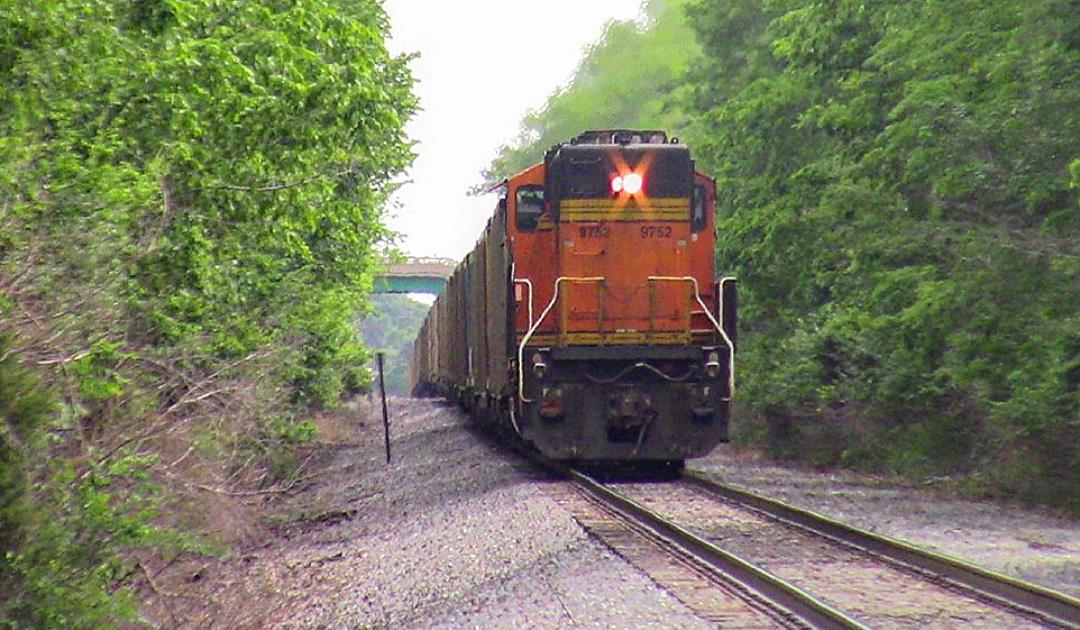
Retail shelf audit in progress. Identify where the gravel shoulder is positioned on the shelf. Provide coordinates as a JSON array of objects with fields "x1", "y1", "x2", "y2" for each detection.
[
  {"x1": 141, "y1": 398, "x2": 713, "y2": 628},
  {"x1": 691, "y1": 446, "x2": 1080, "y2": 599}
]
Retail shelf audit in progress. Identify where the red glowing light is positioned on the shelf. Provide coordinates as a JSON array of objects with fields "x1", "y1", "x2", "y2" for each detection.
[{"x1": 611, "y1": 175, "x2": 624, "y2": 193}]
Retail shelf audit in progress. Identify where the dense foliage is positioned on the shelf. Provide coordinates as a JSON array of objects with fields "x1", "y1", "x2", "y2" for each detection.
[
  {"x1": 490, "y1": 0, "x2": 1080, "y2": 510},
  {"x1": 0, "y1": 0, "x2": 414, "y2": 625},
  {"x1": 359, "y1": 294, "x2": 430, "y2": 394},
  {"x1": 685, "y1": 0, "x2": 1080, "y2": 508}
]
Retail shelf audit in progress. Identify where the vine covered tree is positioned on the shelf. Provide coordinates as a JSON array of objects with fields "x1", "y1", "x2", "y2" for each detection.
[
  {"x1": 1, "y1": 0, "x2": 415, "y2": 624},
  {"x1": 682, "y1": 0, "x2": 1080, "y2": 507}
]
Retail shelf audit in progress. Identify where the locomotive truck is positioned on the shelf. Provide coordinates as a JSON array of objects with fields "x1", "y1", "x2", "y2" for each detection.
[{"x1": 411, "y1": 130, "x2": 736, "y2": 466}]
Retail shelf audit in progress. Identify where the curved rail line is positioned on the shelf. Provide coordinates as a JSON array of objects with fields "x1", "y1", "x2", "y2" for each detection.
[{"x1": 681, "y1": 470, "x2": 1080, "y2": 629}]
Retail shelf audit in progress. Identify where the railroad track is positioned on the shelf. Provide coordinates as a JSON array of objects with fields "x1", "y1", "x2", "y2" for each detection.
[
  {"x1": 562, "y1": 468, "x2": 864, "y2": 629},
  {"x1": 537, "y1": 454, "x2": 1080, "y2": 629},
  {"x1": 677, "y1": 470, "x2": 1080, "y2": 629}
]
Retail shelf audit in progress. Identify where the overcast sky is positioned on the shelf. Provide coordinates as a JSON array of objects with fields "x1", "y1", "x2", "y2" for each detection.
[{"x1": 382, "y1": 0, "x2": 643, "y2": 260}]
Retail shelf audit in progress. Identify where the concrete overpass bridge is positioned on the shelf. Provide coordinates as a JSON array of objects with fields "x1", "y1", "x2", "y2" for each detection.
[{"x1": 373, "y1": 256, "x2": 456, "y2": 295}]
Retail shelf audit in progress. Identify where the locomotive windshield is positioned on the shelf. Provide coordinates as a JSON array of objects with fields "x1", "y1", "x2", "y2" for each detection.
[{"x1": 546, "y1": 143, "x2": 694, "y2": 203}]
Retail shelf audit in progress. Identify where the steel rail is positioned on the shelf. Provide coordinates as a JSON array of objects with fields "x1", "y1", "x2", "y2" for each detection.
[
  {"x1": 509, "y1": 443, "x2": 860, "y2": 627},
  {"x1": 683, "y1": 470, "x2": 1080, "y2": 629},
  {"x1": 564, "y1": 468, "x2": 869, "y2": 630}
]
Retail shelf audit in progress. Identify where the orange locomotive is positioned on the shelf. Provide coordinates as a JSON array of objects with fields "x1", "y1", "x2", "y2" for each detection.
[{"x1": 411, "y1": 130, "x2": 736, "y2": 466}]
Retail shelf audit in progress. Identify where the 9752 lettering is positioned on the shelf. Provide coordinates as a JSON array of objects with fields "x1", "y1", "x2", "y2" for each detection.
[
  {"x1": 640, "y1": 225, "x2": 673, "y2": 238},
  {"x1": 579, "y1": 225, "x2": 610, "y2": 238}
]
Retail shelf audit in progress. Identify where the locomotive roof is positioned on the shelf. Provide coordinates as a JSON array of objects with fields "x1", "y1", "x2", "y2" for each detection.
[
  {"x1": 545, "y1": 130, "x2": 687, "y2": 164},
  {"x1": 571, "y1": 129, "x2": 673, "y2": 145}
]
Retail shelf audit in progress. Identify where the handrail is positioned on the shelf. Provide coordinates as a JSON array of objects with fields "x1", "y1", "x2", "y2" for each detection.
[
  {"x1": 517, "y1": 276, "x2": 605, "y2": 403},
  {"x1": 718, "y1": 276, "x2": 736, "y2": 336},
  {"x1": 516, "y1": 275, "x2": 737, "y2": 403},
  {"x1": 648, "y1": 276, "x2": 736, "y2": 397}
]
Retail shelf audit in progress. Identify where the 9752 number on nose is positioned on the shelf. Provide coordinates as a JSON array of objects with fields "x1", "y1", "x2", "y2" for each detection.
[{"x1": 640, "y1": 225, "x2": 673, "y2": 238}]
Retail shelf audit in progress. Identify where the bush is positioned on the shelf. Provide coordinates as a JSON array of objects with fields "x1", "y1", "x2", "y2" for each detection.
[
  {"x1": 1, "y1": 0, "x2": 415, "y2": 624},
  {"x1": 1, "y1": 337, "x2": 164, "y2": 628}
]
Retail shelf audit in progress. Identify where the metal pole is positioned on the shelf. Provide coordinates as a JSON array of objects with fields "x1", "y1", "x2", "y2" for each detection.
[{"x1": 376, "y1": 352, "x2": 391, "y2": 464}]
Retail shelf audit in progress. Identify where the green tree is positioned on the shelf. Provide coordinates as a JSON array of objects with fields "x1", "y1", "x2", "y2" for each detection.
[
  {"x1": 359, "y1": 294, "x2": 431, "y2": 394},
  {"x1": 1, "y1": 0, "x2": 415, "y2": 624},
  {"x1": 682, "y1": 0, "x2": 1080, "y2": 507}
]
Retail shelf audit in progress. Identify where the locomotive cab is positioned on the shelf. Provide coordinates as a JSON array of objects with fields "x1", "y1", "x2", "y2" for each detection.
[
  {"x1": 411, "y1": 130, "x2": 736, "y2": 466},
  {"x1": 509, "y1": 130, "x2": 737, "y2": 464}
]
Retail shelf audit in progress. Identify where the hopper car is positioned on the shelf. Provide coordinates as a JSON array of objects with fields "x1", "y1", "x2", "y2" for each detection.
[{"x1": 411, "y1": 130, "x2": 737, "y2": 466}]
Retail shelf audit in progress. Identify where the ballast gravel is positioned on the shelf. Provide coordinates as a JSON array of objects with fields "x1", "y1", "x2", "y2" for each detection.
[
  {"x1": 691, "y1": 446, "x2": 1080, "y2": 599},
  {"x1": 143, "y1": 398, "x2": 1079, "y2": 627},
  {"x1": 148, "y1": 398, "x2": 714, "y2": 628}
]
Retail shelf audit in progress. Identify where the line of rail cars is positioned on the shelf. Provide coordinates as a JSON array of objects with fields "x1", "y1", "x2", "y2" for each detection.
[{"x1": 411, "y1": 130, "x2": 737, "y2": 466}]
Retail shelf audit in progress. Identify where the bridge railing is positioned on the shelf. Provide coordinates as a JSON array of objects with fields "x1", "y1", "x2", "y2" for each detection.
[
  {"x1": 399, "y1": 256, "x2": 457, "y2": 267},
  {"x1": 380, "y1": 256, "x2": 457, "y2": 279}
]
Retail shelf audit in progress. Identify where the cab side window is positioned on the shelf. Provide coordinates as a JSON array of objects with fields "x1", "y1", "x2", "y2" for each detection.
[
  {"x1": 515, "y1": 185, "x2": 545, "y2": 231},
  {"x1": 691, "y1": 184, "x2": 708, "y2": 232}
]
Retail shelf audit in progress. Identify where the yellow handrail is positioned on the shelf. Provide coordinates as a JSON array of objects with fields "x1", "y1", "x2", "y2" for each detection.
[{"x1": 517, "y1": 276, "x2": 605, "y2": 403}]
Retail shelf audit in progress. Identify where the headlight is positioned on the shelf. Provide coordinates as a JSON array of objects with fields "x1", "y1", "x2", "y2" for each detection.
[
  {"x1": 531, "y1": 352, "x2": 548, "y2": 379},
  {"x1": 705, "y1": 351, "x2": 720, "y2": 379}
]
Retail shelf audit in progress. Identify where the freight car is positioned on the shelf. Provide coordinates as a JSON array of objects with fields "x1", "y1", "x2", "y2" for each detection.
[{"x1": 411, "y1": 130, "x2": 736, "y2": 466}]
